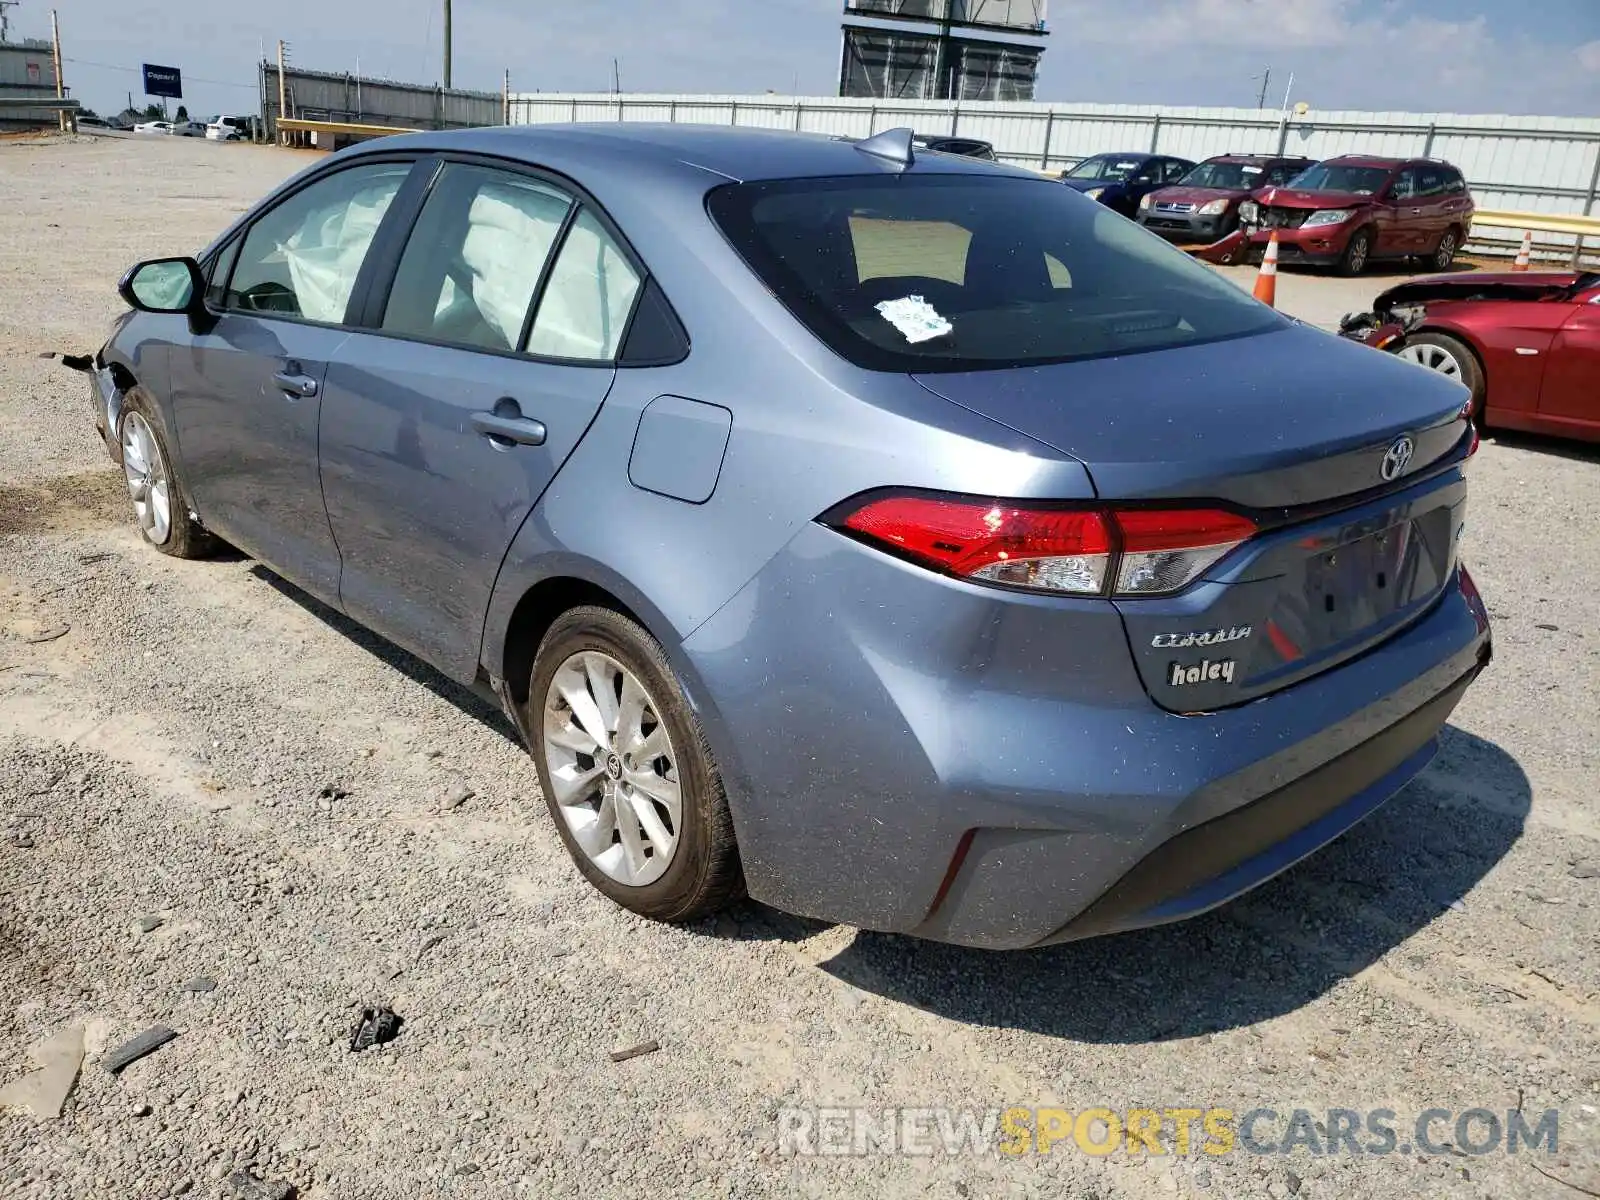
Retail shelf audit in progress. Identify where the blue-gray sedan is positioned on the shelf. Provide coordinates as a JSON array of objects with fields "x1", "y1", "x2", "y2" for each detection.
[{"x1": 87, "y1": 123, "x2": 1491, "y2": 949}]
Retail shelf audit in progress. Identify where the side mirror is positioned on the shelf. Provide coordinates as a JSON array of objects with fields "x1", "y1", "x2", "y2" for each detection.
[{"x1": 118, "y1": 257, "x2": 205, "y2": 315}]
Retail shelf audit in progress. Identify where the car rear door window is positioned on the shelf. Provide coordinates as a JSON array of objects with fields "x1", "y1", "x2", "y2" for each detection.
[
  {"x1": 381, "y1": 163, "x2": 574, "y2": 352},
  {"x1": 526, "y1": 209, "x2": 642, "y2": 362},
  {"x1": 225, "y1": 162, "x2": 412, "y2": 322}
]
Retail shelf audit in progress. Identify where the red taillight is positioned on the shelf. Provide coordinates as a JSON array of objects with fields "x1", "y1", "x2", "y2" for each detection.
[
  {"x1": 841, "y1": 496, "x2": 1115, "y2": 594},
  {"x1": 831, "y1": 493, "x2": 1256, "y2": 598},
  {"x1": 1462, "y1": 400, "x2": 1480, "y2": 460}
]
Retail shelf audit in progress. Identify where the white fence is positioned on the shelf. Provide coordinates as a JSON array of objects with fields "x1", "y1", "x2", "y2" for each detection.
[{"x1": 508, "y1": 93, "x2": 1600, "y2": 262}]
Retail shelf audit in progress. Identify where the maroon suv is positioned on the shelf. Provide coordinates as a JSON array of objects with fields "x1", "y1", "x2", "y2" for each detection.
[
  {"x1": 1239, "y1": 155, "x2": 1475, "y2": 275},
  {"x1": 1137, "y1": 154, "x2": 1312, "y2": 246}
]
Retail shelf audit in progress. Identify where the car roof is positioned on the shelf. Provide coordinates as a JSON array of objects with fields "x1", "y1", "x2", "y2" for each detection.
[
  {"x1": 341, "y1": 122, "x2": 1034, "y2": 187},
  {"x1": 1205, "y1": 153, "x2": 1309, "y2": 164},
  {"x1": 1322, "y1": 154, "x2": 1407, "y2": 168}
]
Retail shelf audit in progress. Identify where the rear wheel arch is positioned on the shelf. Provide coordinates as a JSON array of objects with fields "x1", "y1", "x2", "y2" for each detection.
[{"x1": 500, "y1": 576, "x2": 647, "y2": 711}]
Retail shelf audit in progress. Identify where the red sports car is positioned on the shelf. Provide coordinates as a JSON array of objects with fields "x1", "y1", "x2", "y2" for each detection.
[{"x1": 1362, "y1": 270, "x2": 1600, "y2": 444}]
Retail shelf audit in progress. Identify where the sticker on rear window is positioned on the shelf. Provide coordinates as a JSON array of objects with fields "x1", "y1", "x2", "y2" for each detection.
[
  {"x1": 875, "y1": 295, "x2": 953, "y2": 344},
  {"x1": 1241, "y1": 165, "x2": 1262, "y2": 174},
  {"x1": 1115, "y1": 161, "x2": 1139, "y2": 170}
]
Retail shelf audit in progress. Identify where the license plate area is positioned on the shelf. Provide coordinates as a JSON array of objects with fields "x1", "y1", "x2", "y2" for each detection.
[{"x1": 1303, "y1": 521, "x2": 1415, "y2": 639}]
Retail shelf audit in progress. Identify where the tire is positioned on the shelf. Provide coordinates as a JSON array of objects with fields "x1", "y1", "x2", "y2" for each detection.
[
  {"x1": 115, "y1": 388, "x2": 219, "y2": 559},
  {"x1": 1394, "y1": 331, "x2": 1486, "y2": 420},
  {"x1": 1338, "y1": 227, "x2": 1374, "y2": 276},
  {"x1": 1432, "y1": 227, "x2": 1460, "y2": 271},
  {"x1": 527, "y1": 605, "x2": 743, "y2": 923}
]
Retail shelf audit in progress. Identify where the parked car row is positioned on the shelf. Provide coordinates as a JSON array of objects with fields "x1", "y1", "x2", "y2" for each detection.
[
  {"x1": 1055, "y1": 149, "x2": 1475, "y2": 276},
  {"x1": 114, "y1": 115, "x2": 259, "y2": 142},
  {"x1": 135, "y1": 119, "x2": 206, "y2": 137}
]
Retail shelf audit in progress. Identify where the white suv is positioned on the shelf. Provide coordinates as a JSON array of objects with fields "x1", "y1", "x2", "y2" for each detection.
[{"x1": 205, "y1": 116, "x2": 249, "y2": 142}]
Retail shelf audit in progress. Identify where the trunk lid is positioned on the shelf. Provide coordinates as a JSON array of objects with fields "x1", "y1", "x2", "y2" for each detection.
[{"x1": 913, "y1": 323, "x2": 1473, "y2": 709}]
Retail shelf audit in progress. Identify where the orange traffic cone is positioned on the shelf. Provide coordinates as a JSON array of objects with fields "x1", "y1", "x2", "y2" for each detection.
[
  {"x1": 1253, "y1": 230, "x2": 1280, "y2": 306},
  {"x1": 1511, "y1": 230, "x2": 1532, "y2": 272}
]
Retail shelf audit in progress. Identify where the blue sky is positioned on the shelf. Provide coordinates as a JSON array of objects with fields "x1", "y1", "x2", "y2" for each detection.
[{"x1": 24, "y1": 0, "x2": 1600, "y2": 121}]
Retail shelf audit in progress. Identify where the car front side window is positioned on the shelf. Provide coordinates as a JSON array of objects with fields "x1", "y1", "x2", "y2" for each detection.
[
  {"x1": 381, "y1": 163, "x2": 574, "y2": 352},
  {"x1": 225, "y1": 162, "x2": 412, "y2": 322}
]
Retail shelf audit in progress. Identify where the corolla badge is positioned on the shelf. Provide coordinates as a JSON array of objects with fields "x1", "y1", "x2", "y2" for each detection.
[
  {"x1": 1151, "y1": 625, "x2": 1252, "y2": 649},
  {"x1": 1380, "y1": 434, "x2": 1416, "y2": 482}
]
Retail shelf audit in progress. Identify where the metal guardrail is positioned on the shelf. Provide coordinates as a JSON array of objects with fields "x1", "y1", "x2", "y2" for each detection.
[
  {"x1": 275, "y1": 116, "x2": 415, "y2": 138},
  {"x1": 1472, "y1": 208, "x2": 1600, "y2": 239},
  {"x1": 0, "y1": 96, "x2": 79, "y2": 111},
  {"x1": 1471, "y1": 209, "x2": 1600, "y2": 267}
]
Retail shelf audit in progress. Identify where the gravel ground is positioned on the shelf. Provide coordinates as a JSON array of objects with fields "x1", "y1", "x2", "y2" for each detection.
[{"x1": 1, "y1": 134, "x2": 1598, "y2": 1200}]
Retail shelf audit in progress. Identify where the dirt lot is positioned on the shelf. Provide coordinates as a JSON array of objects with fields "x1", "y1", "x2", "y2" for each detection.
[{"x1": 1, "y1": 134, "x2": 1598, "y2": 1200}]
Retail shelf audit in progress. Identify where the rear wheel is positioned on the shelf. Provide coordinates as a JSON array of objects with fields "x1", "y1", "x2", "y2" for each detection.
[
  {"x1": 1433, "y1": 228, "x2": 1460, "y2": 271},
  {"x1": 1338, "y1": 227, "x2": 1373, "y2": 276},
  {"x1": 1395, "y1": 332, "x2": 1486, "y2": 421},
  {"x1": 528, "y1": 606, "x2": 743, "y2": 923},
  {"x1": 117, "y1": 390, "x2": 218, "y2": 559}
]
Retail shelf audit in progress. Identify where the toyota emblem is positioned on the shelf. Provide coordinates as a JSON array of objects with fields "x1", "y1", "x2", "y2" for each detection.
[{"x1": 1380, "y1": 435, "x2": 1415, "y2": 482}]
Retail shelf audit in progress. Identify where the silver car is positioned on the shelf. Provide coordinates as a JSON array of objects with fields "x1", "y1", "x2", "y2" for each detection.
[{"x1": 86, "y1": 124, "x2": 1489, "y2": 948}]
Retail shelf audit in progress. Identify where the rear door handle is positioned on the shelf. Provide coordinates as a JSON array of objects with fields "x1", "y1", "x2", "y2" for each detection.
[
  {"x1": 273, "y1": 371, "x2": 318, "y2": 398},
  {"x1": 471, "y1": 410, "x2": 547, "y2": 447}
]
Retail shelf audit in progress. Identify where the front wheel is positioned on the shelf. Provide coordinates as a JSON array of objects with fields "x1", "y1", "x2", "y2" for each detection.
[
  {"x1": 1338, "y1": 228, "x2": 1373, "y2": 276},
  {"x1": 1395, "y1": 331, "x2": 1486, "y2": 421},
  {"x1": 116, "y1": 390, "x2": 218, "y2": 559},
  {"x1": 528, "y1": 606, "x2": 743, "y2": 923}
]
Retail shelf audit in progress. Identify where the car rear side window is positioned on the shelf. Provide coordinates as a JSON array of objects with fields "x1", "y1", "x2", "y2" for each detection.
[
  {"x1": 381, "y1": 163, "x2": 574, "y2": 352},
  {"x1": 525, "y1": 209, "x2": 642, "y2": 362},
  {"x1": 707, "y1": 173, "x2": 1283, "y2": 373},
  {"x1": 226, "y1": 162, "x2": 412, "y2": 323}
]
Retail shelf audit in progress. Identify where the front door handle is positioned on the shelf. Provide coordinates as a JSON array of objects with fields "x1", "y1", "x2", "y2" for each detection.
[
  {"x1": 273, "y1": 371, "x2": 318, "y2": 398},
  {"x1": 471, "y1": 409, "x2": 547, "y2": 447}
]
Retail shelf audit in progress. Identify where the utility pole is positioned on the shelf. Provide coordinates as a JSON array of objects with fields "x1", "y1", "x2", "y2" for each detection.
[
  {"x1": 50, "y1": 8, "x2": 65, "y2": 131},
  {"x1": 502, "y1": 67, "x2": 510, "y2": 125},
  {"x1": 612, "y1": 57, "x2": 620, "y2": 94},
  {"x1": 1254, "y1": 67, "x2": 1271, "y2": 109},
  {"x1": 443, "y1": 0, "x2": 452, "y2": 89},
  {"x1": 0, "y1": 0, "x2": 17, "y2": 44}
]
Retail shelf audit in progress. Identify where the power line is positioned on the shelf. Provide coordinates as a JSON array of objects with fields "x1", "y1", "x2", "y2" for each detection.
[{"x1": 62, "y1": 56, "x2": 258, "y2": 90}]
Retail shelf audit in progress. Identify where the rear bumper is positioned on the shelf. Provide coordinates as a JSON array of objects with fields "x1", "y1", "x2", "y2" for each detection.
[
  {"x1": 680, "y1": 519, "x2": 1492, "y2": 950},
  {"x1": 1039, "y1": 659, "x2": 1480, "y2": 942}
]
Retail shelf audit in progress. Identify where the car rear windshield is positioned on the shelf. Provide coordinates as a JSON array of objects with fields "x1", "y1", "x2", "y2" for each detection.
[
  {"x1": 1286, "y1": 164, "x2": 1392, "y2": 195},
  {"x1": 706, "y1": 173, "x2": 1284, "y2": 373},
  {"x1": 1180, "y1": 161, "x2": 1268, "y2": 190}
]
